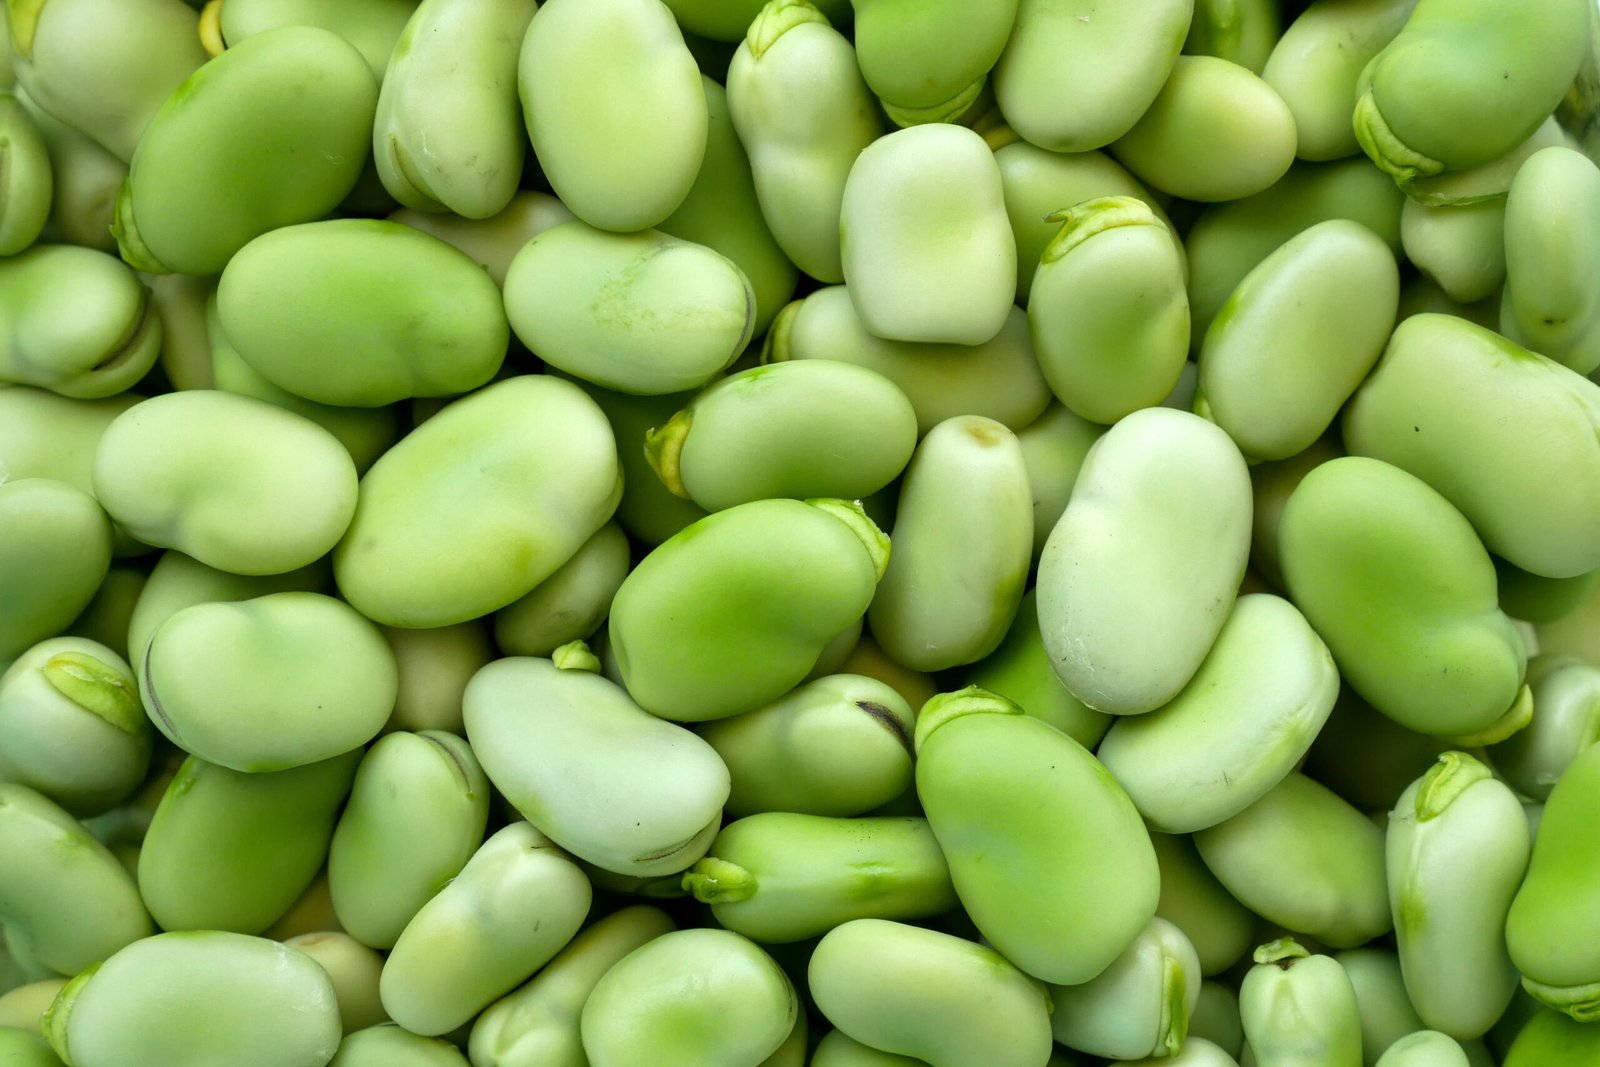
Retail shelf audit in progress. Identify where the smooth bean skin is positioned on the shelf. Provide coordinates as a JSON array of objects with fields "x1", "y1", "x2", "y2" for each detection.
[
  {"x1": 381, "y1": 823, "x2": 591, "y2": 1037},
  {"x1": 1399, "y1": 197, "x2": 1505, "y2": 304},
  {"x1": 0, "y1": 979, "x2": 65, "y2": 1032},
  {"x1": 282, "y1": 932, "x2": 386, "y2": 1034},
  {"x1": 1028, "y1": 196, "x2": 1190, "y2": 424},
  {"x1": 0, "y1": 246, "x2": 160, "y2": 399},
  {"x1": 839, "y1": 124, "x2": 1016, "y2": 345},
  {"x1": 518, "y1": 0, "x2": 707, "y2": 232},
  {"x1": 42, "y1": 932, "x2": 340, "y2": 1067},
  {"x1": 143, "y1": 592, "x2": 396, "y2": 773},
  {"x1": 1388, "y1": 753, "x2": 1529, "y2": 1039},
  {"x1": 1037, "y1": 407, "x2": 1252, "y2": 715},
  {"x1": 608, "y1": 497, "x2": 885, "y2": 721},
  {"x1": 469, "y1": 906, "x2": 675, "y2": 1067},
  {"x1": 92, "y1": 391, "x2": 358, "y2": 576},
  {"x1": 0, "y1": 92, "x2": 50, "y2": 256},
  {"x1": 994, "y1": 0, "x2": 1191, "y2": 153},
  {"x1": 1099, "y1": 594, "x2": 1339, "y2": 834},
  {"x1": 0, "y1": 784, "x2": 151, "y2": 976},
  {"x1": 0, "y1": 387, "x2": 142, "y2": 499},
  {"x1": 725, "y1": 0, "x2": 882, "y2": 284},
  {"x1": 329, "y1": 1024, "x2": 468, "y2": 1067},
  {"x1": 217, "y1": 219, "x2": 509, "y2": 407},
  {"x1": 1184, "y1": 158, "x2": 1403, "y2": 345},
  {"x1": 646, "y1": 361, "x2": 917, "y2": 513},
  {"x1": 682, "y1": 814, "x2": 957, "y2": 942},
  {"x1": 0, "y1": 1027, "x2": 61, "y2": 1067},
  {"x1": 1197, "y1": 219, "x2": 1399, "y2": 461},
  {"x1": 389, "y1": 191, "x2": 574, "y2": 287},
  {"x1": 217, "y1": 0, "x2": 416, "y2": 80},
  {"x1": 113, "y1": 26, "x2": 377, "y2": 275},
  {"x1": 1495, "y1": 561, "x2": 1600, "y2": 626},
  {"x1": 769, "y1": 288, "x2": 1052, "y2": 435},
  {"x1": 1375, "y1": 1031, "x2": 1472, "y2": 1067},
  {"x1": 994, "y1": 140, "x2": 1168, "y2": 304},
  {"x1": 1240, "y1": 940, "x2": 1363, "y2": 1067},
  {"x1": 1352, "y1": 0, "x2": 1590, "y2": 184},
  {"x1": 1151, "y1": 834, "x2": 1254, "y2": 978},
  {"x1": 136, "y1": 752, "x2": 359, "y2": 934},
  {"x1": 463, "y1": 656, "x2": 730, "y2": 877},
  {"x1": 810, "y1": 1030, "x2": 926, "y2": 1067},
  {"x1": 1345, "y1": 314, "x2": 1600, "y2": 580},
  {"x1": 1304, "y1": 689, "x2": 1452, "y2": 817},
  {"x1": 698, "y1": 673, "x2": 915, "y2": 818},
  {"x1": 1262, "y1": 0, "x2": 1416, "y2": 161},
  {"x1": 379, "y1": 620, "x2": 492, "y2": 734},
  {"x1": 0, "y1": 637, "x2": 147, "y2": 817},
  {"x1": 1336, "y1": 947, "x2": 1428, "y2": 1066},
  {"x1": 1278, "y1": 456, "x2": 1528, "y2": 738},
  {"x1": 372, "y1": 0, "x2": 535, "y2": 218},
  {"x1": 504, "y1": 221, "x2": 753, "y2": 396},
  {"x1": 849, "y1": 0, "x2": 1015, "y2": 123},
  {"x1": 1049, "y1": 917, "x2": 1202, "y2": 1061},
  {"x1": 1500, "y1": 147, "x2": 1600, "y2": 374},
  {"x1": 334, "y1": 375, "x2": 621, "y2": 628},
  {"x1": 1502, "y1": 1008, "x2": 1600, "y2": 1067},
  {"x1": 868, "y1": 415, "x2": 1032, "y2": 672},
  {"x1": 960, "y1": 589, "x2": 1111, "y2": 749},
  {"x1": 124, "y1": 550, "x2": 326, "y2": 680},
  {"x1": 328, "y1": 731, "x2": 489, "y2": 949},
  {"x1": 1489, "y1": 655, "x2": 1600, "y2": 801},
  {"x1": 10, "y1": 0, "x2": 206, "y2": 162},
  {"x1": 581, "y1": 928, "x2": 794, "y2": 1067},
  {"x1": 915, "y1": 689, "x2": 1159, "y2": 985},
  {"x1": 1110, "y1": 56, "x2": 1296, "y2": 202},
  {"x1": 1507, "y1": 741, "x2": 1600, "y2": 1019},
  {"x1": 1195, "y1": 774, "x2": 1391, "y2": 948},
  {"x1": 0, "y1": 479, "x2": 111, "y2": 663},
  {"x1": 661, "y1": 76, "x2": 798, "y2": 337},
  {"x1": 492, "y1": 523, "x2": 629, "y2": 659},
  {"x1": 809, "y1": 919, "x2": 1052, "y2": 1067}
]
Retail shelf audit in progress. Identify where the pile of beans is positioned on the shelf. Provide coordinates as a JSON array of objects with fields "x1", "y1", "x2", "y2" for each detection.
[{"x1": 2, "y1": 0, "x2": 1600, "y2": 1065}]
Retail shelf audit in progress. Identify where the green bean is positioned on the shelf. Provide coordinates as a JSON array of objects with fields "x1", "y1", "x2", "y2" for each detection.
[
  {"x1": 868, "y1": 415, "x2": 1031, "y2": 671},
  {"x1": 848, "y1": 0, "x2": 1016, "y2": 125},
  {"x1": 1048, "y1": 916, "x2": 1201, "y2": 1061},
  {"x1": 697, "y1": 674, "x2": 915, "y2": 818},
  {"x1": 839, "y1": 123, "x2": 1015, "y2": 345},
  {"x1": 0, "y1": 92, "x2": 51, "y2": 256},
  {"x1": 608, "y1": 497, "x2": 885, "y2": 721},
  {"x1": 1194, "y1": 773, "x2": 1391, "y2": 948},
  {"x1": 1029, "y1": 196, "x2": 1190, "y2": 425},
  {"x1": 1506, "y1": 739, "x2": 1600, "y2": 1019},
  {"x1": 113, "y1": 26, "x2": 377, "y2": 275},
  {"x1": 915, "y1": 687, "x2": 1158, "y2": 985},
  {"x1": 282, "y1": 932, "x2": 386, "y2": 1035},
  {"x1": 807, "y1": 918, "x2": 1053, "y2": 1067},
  {"x1": 1501, "y1": 1007, "x2": 1600, "y2": 1067},
  {"x1": 328, "y1": 1024, "x2": 468, "y2": 1067},
  {"x1": 0, "y1": 784, "x2": 151, "y2": 976},
  {"x1": 581, "y1": 928, "x2": 795, "y2": 1067},
  {"x1": 993, "y1": 0, "x2": 1191, "y2": 154},
  {"x1": 136, "y1": 752, "x2": 358, "y2": 934},
  {"x1": 1184, "y1": 0, "x2": 1280, "y2": 72},
  {"x1": 517, "y1": 0, "x2": 707, "y2": 233},
  {"x1": 1037, "y1": 407, "x2": 1252, "y2": 715},
  {"x1": 388, "y1": 191, "x2": 573, "y2": 288},
  {"x1": 1111, "y1": 56, "x2": 1296, "y2": 202},
  {"x1": 1387, "y1": 752, "x2": 1529, "y2": 1039},
  {"x1": 1240, "y1": 939, "x2": 1362, "y2": 1067},
  {"x1": 1352, "y1": 0, "x2": 1591, "y2": 187},
  {"x1": 216, "y1": 0, "x2": 416, "y2": 82},
  {"x1": 379, "y1": 823, "x2": 591, "y2": 1037},
  {"x1": 1279, "y1": 455, "x2": 1528, "y2": 740},
  {"x1": 327, "y1": 731, "x2": 488, "y2": 949},
  {"x1": 41, "y1": 931, "x2": 341, "y2": 1067},
  {"x1": 1488, "y1": 655, "x2": 1600, "y2": 801},
  {"x1": 0, "y1": 637, "x2": 147, "y2": 817},
  {"x1": 1499, "y1": 146, "x2": 1600, "y2": 374},
  {"x1": 0, "y1": 479, "x2": 111, "y2": 664},
  {"x1": 463, "y1": 654, "x2": 729, "y2": 876},
  {"x1": 333, "y1": 375, "x2": 621, "y2": 629}
]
